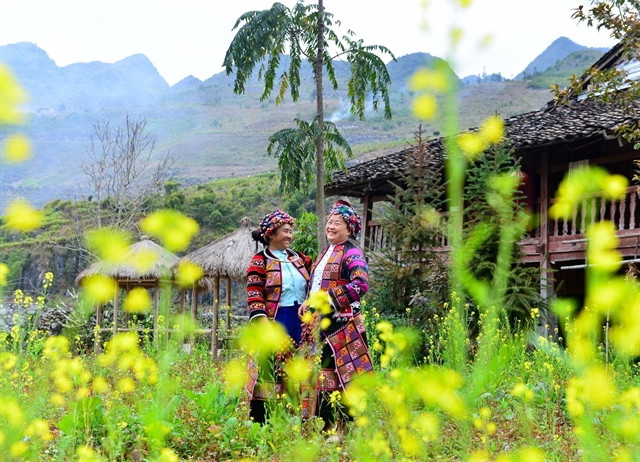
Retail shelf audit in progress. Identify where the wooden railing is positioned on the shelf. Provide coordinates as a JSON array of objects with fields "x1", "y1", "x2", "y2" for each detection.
[
  {"x1": 364, "y1": 216, "x2": 450, "y2": 253},
  {"x1": 364, "y1": 185, "x2": 640, "y2": 253},
  {"x1": 542, "y1": 185, "x2": 639, "y2": 239}
]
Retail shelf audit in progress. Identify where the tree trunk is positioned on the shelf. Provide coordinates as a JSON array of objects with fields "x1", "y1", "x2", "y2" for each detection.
[{"x1": 315, "y1": 0, "x2": 326, "y2": 254}]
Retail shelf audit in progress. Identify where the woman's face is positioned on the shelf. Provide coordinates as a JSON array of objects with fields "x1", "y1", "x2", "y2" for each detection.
[
  {"x1": 268, "y1": 224, "x2": 293, "y2": 251},
  {"x1": 326, "y1": 214, "x2": 350, "y2": 245}
]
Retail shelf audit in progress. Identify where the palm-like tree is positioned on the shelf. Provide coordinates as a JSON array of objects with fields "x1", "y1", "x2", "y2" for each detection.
[{"x1": 223, "y1": 0, "x2": 394, "y2": 252}]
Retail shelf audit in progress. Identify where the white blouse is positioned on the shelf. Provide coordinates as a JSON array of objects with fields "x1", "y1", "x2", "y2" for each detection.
[{"x1": 310, "y1": 244, "x2": 335, "y2": 293}]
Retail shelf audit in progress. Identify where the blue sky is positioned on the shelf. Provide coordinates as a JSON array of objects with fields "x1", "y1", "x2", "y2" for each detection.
[{"x1": 0, "y1": 0, "x2": 618, "y2": 85}]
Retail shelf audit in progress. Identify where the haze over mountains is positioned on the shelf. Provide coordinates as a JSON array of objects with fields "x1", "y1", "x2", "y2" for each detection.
[{"x1": 0, "y1": 37, "x2": 609, "y2": 208}]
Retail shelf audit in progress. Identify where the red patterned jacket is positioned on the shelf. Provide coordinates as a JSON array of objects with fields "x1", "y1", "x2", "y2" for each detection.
[{"x1": 246, "y1": 248, "x2": 312, "y2": 320}]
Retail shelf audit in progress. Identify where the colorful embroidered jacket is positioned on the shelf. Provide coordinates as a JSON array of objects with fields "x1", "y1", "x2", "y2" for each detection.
[
  {"x1": 310, "y1": 240, "x2": 368, "y2": 318},
  {"x1": 246, "y1": 249, "x2": 312, "y2": 320}
]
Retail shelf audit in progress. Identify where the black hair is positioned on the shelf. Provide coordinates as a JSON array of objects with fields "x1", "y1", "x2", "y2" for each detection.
[{"x1": 251, "y1": 229, "x2": 268, "y2": 246}]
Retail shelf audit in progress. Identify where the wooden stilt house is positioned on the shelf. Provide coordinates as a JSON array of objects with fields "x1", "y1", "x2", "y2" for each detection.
[{"x1": 325, "y1": 40, "x2": 639, "y2": 325}]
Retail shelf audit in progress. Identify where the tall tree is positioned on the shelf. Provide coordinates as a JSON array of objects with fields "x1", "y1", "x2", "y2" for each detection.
[
  {"x1": 462, "y1": 143, "x2": 542, "y2": 331},
  {"x1": 81, "y1": 114, "x2": 176, "y2": 232},
  {"x1": 223, "y1": 0, "x2": 395, "y2": 252},
  {"x1": 368, "y1": 126, "x2": 449, "y2": 353}
]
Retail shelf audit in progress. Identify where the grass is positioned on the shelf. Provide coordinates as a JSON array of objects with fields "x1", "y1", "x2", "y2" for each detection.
[{"x1": 1, "y1": 291, "x2": 637, "y2": 461}]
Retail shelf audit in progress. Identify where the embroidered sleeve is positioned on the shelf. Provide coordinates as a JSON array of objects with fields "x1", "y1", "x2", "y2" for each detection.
[
  {"x1": 246, "y1": 254, "x2": 267, "y2": 320},
  {"x1": 298, "y1": 251, "x2": 313, "y2": 275},
  {"x1": 327, "y1": 245, "x2": 368, "y2": 318}
]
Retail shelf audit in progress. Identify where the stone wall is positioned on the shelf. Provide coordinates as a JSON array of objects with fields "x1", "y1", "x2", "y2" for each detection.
[{"x1": 0, "y1": 302, "x2": 70, "y2": 335}]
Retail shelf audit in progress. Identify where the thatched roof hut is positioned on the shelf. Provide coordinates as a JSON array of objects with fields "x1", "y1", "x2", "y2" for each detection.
[
  {"x1": 176, "y1": 216, "x2": 256, "y2": 280},
  {"x1": 174, "y1": 217, "x2": 257, "y2": 360},
  {"x1": 75, "y1": 237, "x2": 179, "y2": 353},
  {"x1": 76, "y1": 238, "x2": 179, "y2": 285}
]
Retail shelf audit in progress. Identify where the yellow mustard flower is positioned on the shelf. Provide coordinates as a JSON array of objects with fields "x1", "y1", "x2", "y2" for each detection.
[
  {"x1": 222, "y1": 358, "x2": 246, "y2": 394},
  {"x1": 25, "y1": 418, "x2": 53, "y2": 441},
  {"x1": 3, "y1": 199, "x2": 43, "y2": 232},
  {"x1": 85, "y1": 228, "x2": 131, "y2": 264},
  {"x1": 3, "y1": 134, "x2": 31, "y2": 163},
  {"x1": 412, "y1": 412, "x2": 439, "y2": 441},
  {"x1": 0, "y1": 64, "x2": 27, "y2": 124},
  {"x1": 0, "y1": 263, "x2": 8, "y2": 286},
  {"x1": 457, "y1": 132, "x2": 487, "y2": 159},
  {"x1": 124, "y1": 287, "x2": 152, "y2": 313},
  {"x1": 140, "y1": 209, "x2": 199, "y2": 252},
  {"x1": 43, "y1": 335, "x2": 70, "y2": 361},
  {"x1": 10, "y1": 441, "x2": 28, "y2": 457},
  {"x1": 92, "y1": 376, "x2": 111, "y2": 394},
  {"x1": 117, "y1": 377, "x2": 136, "y2": 393},
  {"x1": 307, "y1": 290, "x2": 331, "y2": 314},
  {"x1": 412, "y1": 93, "x2": 437, "y2": 120},
  {"x1": 76, "y1": 445, "x2": 101, "y2": 462},
  {"x1": 154, "y1": 448, "x2": 179, "y2": 462},
  {"x1": 175, "y1": 260, "x2": 204, "y2": 288},
  {"x1": 82, "y1": 274, "x2": 118, "y2": 304},
  {"x1": 479, "y1": 114, "x2": 505, "y2": 144},
  {"x1": 284, "y1": 356, "x2": 312, "y2": 385},
  {"x1": 0, "y1": 398, "x2": 24, "y2": 428},
  {"x1": 409, "y1": 69, "x2": 450, "y2": 93}
]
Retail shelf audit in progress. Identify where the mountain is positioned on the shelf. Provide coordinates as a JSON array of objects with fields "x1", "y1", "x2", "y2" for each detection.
[
  {"x1": 1, "y1": 42, "x2": 168, "y2": 110},
  {"x1": 0, "y1": 39, "x2": 607, "y2": 208},
  {"x1": 514, "y1": 36, "x2": 608, "y2": 80}
]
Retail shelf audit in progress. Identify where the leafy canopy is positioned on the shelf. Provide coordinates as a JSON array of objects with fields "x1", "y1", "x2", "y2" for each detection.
[{"x1": 223, "y1": 2, "x2": 395, "y2": 120}]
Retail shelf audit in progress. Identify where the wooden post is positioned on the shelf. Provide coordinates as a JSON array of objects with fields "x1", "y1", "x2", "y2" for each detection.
[
  {"x1": 226, "y1": 277, "x2": 232, "y2": 337},
  {"x1": 190, "y1": 284, "x2": 198, "y2": 351},
  {"x1": 161, "y1": 282, "x2": 168, "y2": 348},
  {"x1": 95, "y1": 304, "x2": 102, "y2": 354},
  {"x1": 360, "y1": 191, "x2": 371, "y2": 250},
  {"x1": 212, "y1": 276, "x2": 220, "y2": 360},
  {"x1": 112, "y1": 285, "x2": 119, "y2": 337},
  {"x1": 125, "y1": 282, "x2": 130, "y2": 328},
  {"x1": 540, "y1": 149, "x2": 558, "y2": 339},
  {"x1": 153, "y1": 283, "x2": 159, "y2": 348}
]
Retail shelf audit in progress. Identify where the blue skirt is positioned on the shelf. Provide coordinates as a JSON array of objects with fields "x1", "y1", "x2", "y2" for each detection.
[{"x1": 275, "y1": 302, "x2": 302, "y2": 347}]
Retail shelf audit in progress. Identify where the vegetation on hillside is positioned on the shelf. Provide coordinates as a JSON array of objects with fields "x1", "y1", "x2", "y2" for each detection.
[
  {"x1": 0, "y1": 173, "x2": 316, "y2": 296},
  {"x1": 528, "y1": 49, "x2": 606, "y2": 89}
]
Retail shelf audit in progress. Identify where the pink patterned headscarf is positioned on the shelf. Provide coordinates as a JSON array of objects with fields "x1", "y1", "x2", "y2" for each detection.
[
  {"x1": 327, "y1": 200, "x2": 361, "y2": 238},
  {"x1": 258, "y1": 209, "x2": 295, "y2": 238}
]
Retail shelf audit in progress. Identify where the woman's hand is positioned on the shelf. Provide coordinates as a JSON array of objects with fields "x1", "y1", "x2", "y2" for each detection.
[{"x1": 298, "y1": 300, "x2": 308, "y2": 319}]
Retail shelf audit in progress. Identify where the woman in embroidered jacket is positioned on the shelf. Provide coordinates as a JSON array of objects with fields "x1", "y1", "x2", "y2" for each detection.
[
  {"x1": 245, "y1": 209, "x2": 312, "y2": 424},
  {"x1": 298, "y1": 200, "x2": 372, "y2": 428}
]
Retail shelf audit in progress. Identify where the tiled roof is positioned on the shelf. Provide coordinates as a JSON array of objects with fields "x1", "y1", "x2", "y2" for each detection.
[{"x1": 326, "y1": 99, "x2": 639, "y2": 193}]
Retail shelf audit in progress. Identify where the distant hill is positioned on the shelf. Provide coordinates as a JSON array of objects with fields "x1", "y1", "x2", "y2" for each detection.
[
  {"x1": 0, "y1": 38, "x2": 608, "y2": 208},
  {"x1": 528, "y1": 48, "x2": 607, "y2": 89},
  {"x1": 1, "y1": 42, "x2": 168, "y2": 109},
  {"x1": 514, "y1": 36, "x2": 608, "y2": 80}
]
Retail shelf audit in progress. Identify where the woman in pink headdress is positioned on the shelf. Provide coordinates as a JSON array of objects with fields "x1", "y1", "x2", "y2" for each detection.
[{"x1": 298, "y1": 200, "x2": 373, "y2": 429}]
